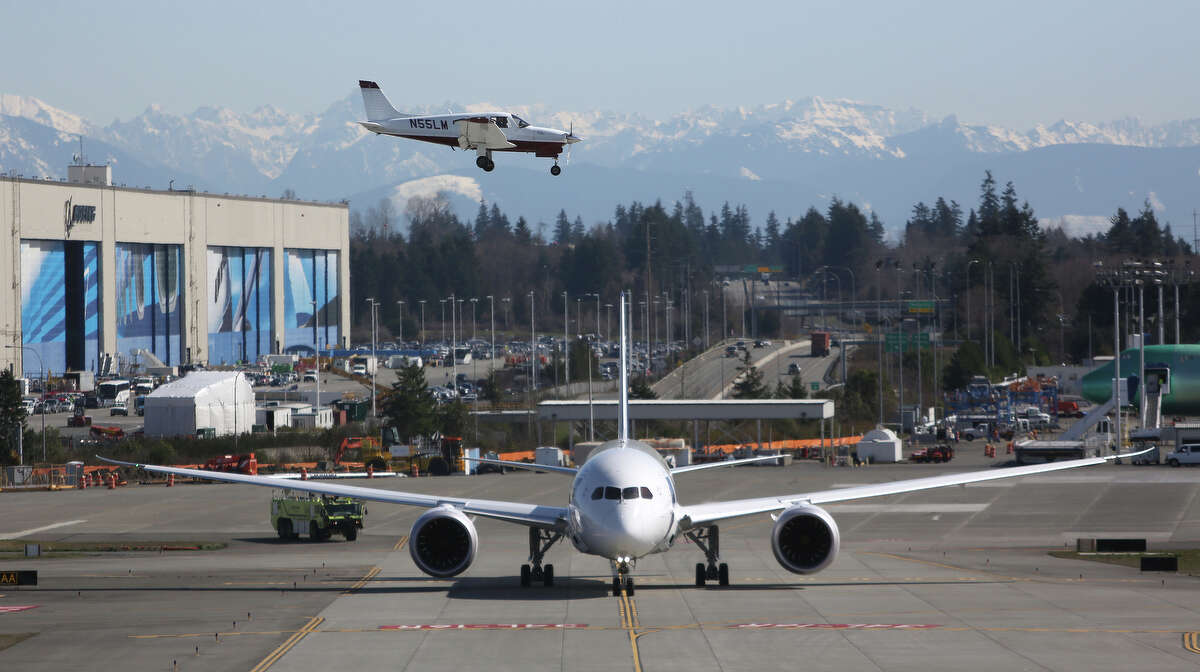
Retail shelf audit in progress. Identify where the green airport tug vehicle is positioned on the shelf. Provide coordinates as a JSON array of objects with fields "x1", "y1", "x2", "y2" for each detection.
[{"x1": 271, "y1": 492, "x2": 365, "y2": 541}]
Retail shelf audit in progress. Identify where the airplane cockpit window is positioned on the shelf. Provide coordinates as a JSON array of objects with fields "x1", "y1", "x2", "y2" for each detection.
[
  {"x1": 513, "y1": 115, "x2": 530, "y2": 128},
  {"x1": 592, "y1": 487, "x2": 604, "y2": 500},
  {"x1": 640, "y1": 487, "x2": 653, "y2": 499},
  {"x1": 493, "y1": 116, "x2": 508, "y2": 128},
  {"x1": 622, "y1": 486, "x2": 640, "y2": 500},
  {"x1": 605, "y1": 486, "x2": 621, "y2": 500}
]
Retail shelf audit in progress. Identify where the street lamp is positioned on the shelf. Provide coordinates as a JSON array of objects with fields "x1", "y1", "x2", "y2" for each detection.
[
  {"x1": 439, "y1": 299, "x2": 447, "y2": 344},
  {"x1": 311, "y1": 299, "x2": 321, "y2": 420},
  {"x1": 7, "y1": 345, "x2": 43, "y2": 463},
  {"x1": 487, "y1": 295, "x2": 496, "y2": 382},
  {"x1": 366, "y1": 297, "x2": 378, "y2": 418},
  {"x1": 418, "y1": 300, "x2": 426, "y2": 345},
  {"x1": 396, "y1": 300, "x2": 404, "y2": 343},
  {"x1": 965, "y1": 259, "x2": 979, "y2": 342}
]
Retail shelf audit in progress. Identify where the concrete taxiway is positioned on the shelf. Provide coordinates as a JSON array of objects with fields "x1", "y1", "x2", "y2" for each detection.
[{"x1": 1, "y1": 453, "x2": 1198, "y2": 671}]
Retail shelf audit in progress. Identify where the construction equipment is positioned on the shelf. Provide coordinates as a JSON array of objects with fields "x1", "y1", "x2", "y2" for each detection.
[
  {"x1": 68, "y1": 407, "x2": 92, "y2": 427},
  {"x1": 336, "y1": 436, "x2": 390, "y2": 470},
  {"x1": 271, "y1": 492, "x2": 365, "y2": 541},
  {"x1": 204, "y1": 453, "x2": 258, "y2": 475},
  {"x1": 89, "y1": 425, "x2": 125, "y2": 441}
]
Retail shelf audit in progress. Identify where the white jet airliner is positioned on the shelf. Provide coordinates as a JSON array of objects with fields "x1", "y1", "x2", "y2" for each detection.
[
  {"x1": 356, "y1": 80, "x2": 582, "y2": 175},
  {"x1": 102, "y1": 293, "x2": 1147, "y2": 597}
]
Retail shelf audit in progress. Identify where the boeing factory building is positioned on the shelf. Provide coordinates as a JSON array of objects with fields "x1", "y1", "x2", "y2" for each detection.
[{"x1": 0, "y1": 164, "x2": 350, "y2": 378}]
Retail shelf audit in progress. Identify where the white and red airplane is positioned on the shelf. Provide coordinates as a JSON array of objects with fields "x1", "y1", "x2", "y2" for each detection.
[
  {"x1": 102, "y1": 293, "x2": 1148, "y2": 597},
  {"x1": 356, "y1": 80, "x2": 582, "y2": 175}
]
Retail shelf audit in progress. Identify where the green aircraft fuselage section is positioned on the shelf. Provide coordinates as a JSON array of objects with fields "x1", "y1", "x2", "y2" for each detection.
[{"x1": 1081, "y1": 344, "x2": 1200, "y2": 414}]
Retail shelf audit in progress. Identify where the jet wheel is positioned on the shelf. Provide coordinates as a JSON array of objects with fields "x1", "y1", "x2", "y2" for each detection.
[
  {"x1": 695, "y1": 563, "x2": 706, "y2": 586},
  {"x1": 718, "y1": 563, "x2": 729, "y2": 586},
  {"x1": 476, "y1": 156, "x2": 488, "y2": 170},
  {"x1": 482, "y1": 158, "x2": 495, "y2": 172},
  {"x1": 550, "y1": 165, "x2": 562, "y2": 176},
  {"x1": 612, "y1": 578, "x2": 621, "y2": 597},
  {"x1": 543, "y1": 564, "x2": 554, "y2": 587},
  {"x1": 520, "y1": 564, "x2": 532, "y2": 587},
  {"x1": 625, "y1": 577, "x2": 635, "y2": 596}
]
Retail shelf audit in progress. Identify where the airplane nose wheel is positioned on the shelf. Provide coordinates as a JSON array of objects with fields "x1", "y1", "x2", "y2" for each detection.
[
  {"x1": 550, "y1": 164, "x2": 562, "y2": 176},
  {"x1": 476, "y1": 156, "x2": 495, "y2": 172}
]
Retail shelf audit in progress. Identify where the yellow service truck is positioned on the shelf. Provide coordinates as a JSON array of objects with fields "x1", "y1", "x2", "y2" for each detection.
[{"x1": 271, "y1": 492, "x2": 365, "y2": 541}]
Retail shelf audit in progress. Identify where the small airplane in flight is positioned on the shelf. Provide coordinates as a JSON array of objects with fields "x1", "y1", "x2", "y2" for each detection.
[
  {"x1": 356, "y1": 80, "x2": 582, "y2": 175},
  {"x1": 103, "y1": 295, "x2": 1148, "y2": 597}
]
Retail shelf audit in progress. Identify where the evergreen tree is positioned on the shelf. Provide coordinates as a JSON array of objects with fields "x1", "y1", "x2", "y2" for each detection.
[
  {"x1": 381, "y1": 364, "x2": 436, "y2": 442},
  {"x1": 630, "y1": 377, "x2": 658, "y2": 399},
  {"x1": 436, "y1": 399, "x2": 469, "y2": 436},
  {"x1": 732, "y1": 350, "x2": 769, "y2": 399},
  {"x1": 514, "y1": 216, "x2": 532, "y2": 244},
  {"x1": 0, "y1": 370, "x2": 25, "y2": 466},
  {"x1": 553, "y1": 210, "x2": 572, "y2": 246}
]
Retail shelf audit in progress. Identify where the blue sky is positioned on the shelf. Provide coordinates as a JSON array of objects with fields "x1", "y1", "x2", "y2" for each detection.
[{"x1": 3, "y1": 0, "x2": 1197, "y2": 128}]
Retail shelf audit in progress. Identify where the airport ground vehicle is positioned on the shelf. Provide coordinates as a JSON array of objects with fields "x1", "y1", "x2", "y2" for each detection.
[
  {"x1": 1057, "y1": 400, "x2": 1083, "y2": 417},
  {"x1": 909, "y1": 445, "x2": 955, "y2": 463},
  {"x1": 811, "y1": 332, "x2": 831, "y2": 357},
  {"x1": 68, "y1": 407, "x2": 92, "y2": 427},
  {"x1": 204, "y1": 453, "x2": 258, "y2": 475},
  {"x1": 271, "y1": 492, "x2": 365, "y2": 541},
  {"x1": 110, "y1": 402, "x2": 128, "y2": 416},
  {"x1": 1166, "y1": 444, "x2": 1200, "y2": 467}
]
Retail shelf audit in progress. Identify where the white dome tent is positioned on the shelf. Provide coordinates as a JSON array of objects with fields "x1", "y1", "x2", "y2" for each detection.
[
  {"x1": 855, "y1": 428, "x2": 903, "y2": 463},
  {"x1": 144, "y1": 371, "x2": 255, "y2": 438}
]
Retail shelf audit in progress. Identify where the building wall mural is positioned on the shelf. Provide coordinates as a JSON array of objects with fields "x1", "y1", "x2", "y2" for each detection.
[
  {"x1": 206, "y1": 247, "x2": 272, "y2": 365},
  {"x1": 115, "y1": 243, "x2": 183, "y2": 366},
  {"x1": 20, "y1": 240, "x2": 100, "y2": 375},
  {"x1": 283, "y1": 248, "x2": 339, "y2": 354}
]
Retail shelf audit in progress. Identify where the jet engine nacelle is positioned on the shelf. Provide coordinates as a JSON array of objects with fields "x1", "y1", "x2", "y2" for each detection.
[
  {"x1": 409, "y1": 506, "x2": 478, "y2": 578},
  {"x1": 771, "y1": 503, "x2": 840, "y2": 574}
]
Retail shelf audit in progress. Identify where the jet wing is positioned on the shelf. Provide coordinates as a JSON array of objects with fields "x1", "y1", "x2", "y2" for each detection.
[
  {"x1": 454, "y1": 118, "x2": 516, "y2": 150},
  {"x1": 670, "y1": 454, "x2": 786, "y2": 474},
  {"x1": 463, "y1": 456, "x2": 578, "y2": 476},
  {"x1": 98, "y1": 457, "x2": 568, "y2": 530},
  {"x1": 677, "y1": 448, "x2": 1153, "y2": 530}
]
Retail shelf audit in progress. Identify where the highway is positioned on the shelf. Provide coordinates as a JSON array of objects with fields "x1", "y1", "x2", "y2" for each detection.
[{"x1": 653, "y1": 338, "x2": 846, "y2": 400}]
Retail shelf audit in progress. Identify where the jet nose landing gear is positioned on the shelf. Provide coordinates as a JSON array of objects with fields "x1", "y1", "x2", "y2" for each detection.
[{"x1": 475, "y1": 156, "x2": 495, "y2": 172}]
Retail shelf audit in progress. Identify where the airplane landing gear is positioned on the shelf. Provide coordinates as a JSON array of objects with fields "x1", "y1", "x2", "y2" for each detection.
[
  {"x1": 611, "y1": 558, "x2": 635, "y2": 596},
  {"x1": 550, "y1": 163, "x2": 561, "y2": 176},
  {"x1": 475, "y1": 156, "x2": 495, "y2": 172},
  {"x1": 520, "y1": 528, "x2": 562, "y2": 587},
  {"x1": 687, "y1": 525, "x2": 729, "y2": 586}
]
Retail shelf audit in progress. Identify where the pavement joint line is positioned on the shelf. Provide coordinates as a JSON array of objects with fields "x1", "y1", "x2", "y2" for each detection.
[{"x1": 249, "y1": 615, "x2": 323, "y2": 672}]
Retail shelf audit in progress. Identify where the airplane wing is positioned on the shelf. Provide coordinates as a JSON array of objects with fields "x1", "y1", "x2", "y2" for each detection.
[
  {"x1": 454, "y1": 118, "x2": 516, "y2": 150},
  {"x1": 670, "y1": 455, "x2": 786, "y2": 474},
  {"x1": 462, "y1": 456, "x2": 578, "y2": 476},
  {"x1": 98, "y1": 457, "x2": 568, "y2": 530},
  {"x1": 677, "y1": 448, "x2": 1153, "y2": 530}
]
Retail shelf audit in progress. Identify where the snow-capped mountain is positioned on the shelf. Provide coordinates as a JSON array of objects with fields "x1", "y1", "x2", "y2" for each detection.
[{"x1": 1, "y1": 91, "x2": 1198, "y2": 233}]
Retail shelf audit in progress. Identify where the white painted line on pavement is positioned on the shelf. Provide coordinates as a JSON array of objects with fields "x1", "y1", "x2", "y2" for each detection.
[{"x1": 0, "y1": 519, "x2": 87, "y2": 540}]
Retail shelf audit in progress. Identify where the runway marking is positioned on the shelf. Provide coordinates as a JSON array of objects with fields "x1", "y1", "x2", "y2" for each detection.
[
  {"x1": 730, "y1": 623, "x2": 940, "y2": 630},
  {"x1": 248, "y1": 615, "x2": 323, "y2": 672},
  {"x1": 0, "y1": 605, "x2": 38, "y2": 614},
  {"x1": 392, "y1": 535, "x2": 409, "y2": 551},
  {"x1": 0, "y1": 519, "x2": 87, "y2": 540},
  {"x1": 1185, "y1": 631, "x2": 1200, "y2": 655},
  {"x1": 343, "y1": 566, "x2": 381, "y2": 594},
  {"x1": 618, "y1": 588, "x2": 644, "y2": 672},
  {"x1": 379, "y1": 623, "x2": 586, "y2": 630}
]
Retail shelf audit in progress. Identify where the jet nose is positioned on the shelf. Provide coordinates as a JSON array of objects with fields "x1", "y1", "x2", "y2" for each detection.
[{"x1": 564, "y1": 133, "x2": 582, "y2": 144}]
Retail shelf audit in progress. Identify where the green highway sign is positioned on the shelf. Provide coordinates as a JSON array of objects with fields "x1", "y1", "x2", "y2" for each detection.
[
  {"x1": 907, "y1": 300, "x2": 935, "y2": 314},
  {"x1": 810, "y1": 382, "x2": 820, "y2": 391},
  {"x1": 884, "y1": 332, "x2": 931, "y2": 352}
]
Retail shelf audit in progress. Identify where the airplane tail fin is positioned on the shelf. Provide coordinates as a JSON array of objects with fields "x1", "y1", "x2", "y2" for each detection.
[
  {"x1": 618, "y1": 291, "x2": 629, "y2": 442},
  {"x1": 358, "y1": 80, "x2": 408, "y2": 121}
]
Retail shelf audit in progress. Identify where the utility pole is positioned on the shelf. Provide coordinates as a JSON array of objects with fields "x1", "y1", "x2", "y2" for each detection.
[
  {"x1": 563, "y1": 291, "x2": 569, "y2": 392},
  {"x1": 396, "y1": 300, "x2": 404, "y2": 343},
  {"x1": 418, "y1": 300, "x2": 426, "y2": 345}
]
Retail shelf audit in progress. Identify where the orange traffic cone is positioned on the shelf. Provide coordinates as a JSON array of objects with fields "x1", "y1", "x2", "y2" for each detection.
[
  {"x1": 166, "y1": 473, "x2": 174, "y2": 487},
  {"x1": 367, "y1": 464, "x2": 374, "y2": 479},
  {"x1": 300, "y1": 467, "x2": 308, "y2": 481},
  {"x1": 1006, "y1": 442, "x2": 1013, "y2": 454},
  {"x1": 79, "y1": 473, "x2": 87, "y2": 489},
  {"x1": 108, "y1": 473, "x2": 116, "y2": 489}
]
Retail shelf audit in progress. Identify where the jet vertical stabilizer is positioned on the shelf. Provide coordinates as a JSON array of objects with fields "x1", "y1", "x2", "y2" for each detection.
[{"x1": 358, "y1": 80, "x2": 407, "y2": 121}]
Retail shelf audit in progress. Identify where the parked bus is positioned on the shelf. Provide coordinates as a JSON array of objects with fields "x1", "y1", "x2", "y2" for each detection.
[{"x1": 97, "y1": 379, "x2": 131, "y2": 407}]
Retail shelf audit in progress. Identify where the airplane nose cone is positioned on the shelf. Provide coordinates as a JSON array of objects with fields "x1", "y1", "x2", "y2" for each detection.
[{"x1": 565, "y1": 134, "x2": 582, "y2": 144}]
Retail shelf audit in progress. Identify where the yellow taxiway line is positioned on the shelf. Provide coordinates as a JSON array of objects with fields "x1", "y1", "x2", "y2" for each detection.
[{"x1": 248, "y1": 616, "x2": 323, "y2": 672}]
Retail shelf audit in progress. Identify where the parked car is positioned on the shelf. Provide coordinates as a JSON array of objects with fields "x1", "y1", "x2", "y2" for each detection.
[
  {"x1": 110, "y1": 402, "x2": 129, "y2": 416},
  {"x1": 787, "y1": 362, "x2": 801, "y2": 375},
  {"x1": 302, "y1": 370, "x2": 318, "y2": 382}
]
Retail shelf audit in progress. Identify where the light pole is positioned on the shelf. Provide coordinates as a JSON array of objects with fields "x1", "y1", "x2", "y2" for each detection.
[
  {"x1": 702, "y1": 289, "x2": 709, "y2": 350},
  {"x1": 396, "y1": 300, "x2": 404, "y2": 343},
  {"x1": 605, "y1": 303, "x2": 612, "y2": 343},
  {"x1": 562, "y1": 291, "x2": 569, "y2": 390},
  {"x1": 450, "y1": 294, "x2": 458, "y2": 396},
  {"x1": 529, "y1": 291, "x2": 537, "y2": 394},
  {"x1": 470, "y1": 298, "x2": 478, "y2": 342},
  {"x1": 487, "y1": 295, "x2": 495, "y2": 381},
  {"x1": 418, "y1": 300, "x2": 426, "y2": 345},
  {"x1": 593, "y1": 292, "x2": 601, "y2": 340},
  {"x1": 966, "y1": 259, "x2": 979, "y2": 342},
  {"x1": 439, "y1": 299, "x2": 446, "y2": 344},
  {"x1": 7, "y1": 345, "x2": 43, "y2": 463},
  {"x1": 366, "y1": 297, "x2": 378, "y2": 418},
  {"x1": 311, "y1": 299, "x2": 321, "y2": 419}
]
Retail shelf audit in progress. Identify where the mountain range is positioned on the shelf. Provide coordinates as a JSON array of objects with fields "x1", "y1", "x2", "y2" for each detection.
[{"x1": 2, "y1": 90, "x2": 1199, "y2": 239}]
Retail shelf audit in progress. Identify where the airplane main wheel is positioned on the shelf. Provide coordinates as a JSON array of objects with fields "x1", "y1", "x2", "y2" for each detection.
[
  {"x1": 543, "y1": 564, "x2": 554, "y2": 587},
  {"x1": 550, "y1": 165, "x2": 562, "y2": 176},
  {"x1": 718, "y1": 563, "x2": 729, "y2": 586},
  {"x1": 695, "y1": 563, "x2": 706, "y2": 586},
  {"x1": 483, "y1": 158, "x2": 495, "y2": 172},
  {"x1": 612, "y1": 578, "x2": 621, "y2": 597},
  {"x1": 625, "y1": 577, "x2": 635, "y2": 596},
  {"x1": 520, "y1": 564, "x2": 532, "y2": 587},
  {"x1": 476, "y1": 156, "x2": 488, "y2": 169}
]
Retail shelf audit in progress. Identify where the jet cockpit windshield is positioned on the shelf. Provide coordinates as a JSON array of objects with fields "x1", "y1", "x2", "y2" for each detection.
[{"x1": 512, "y1": 115, "x2": 530, "y2": 128}]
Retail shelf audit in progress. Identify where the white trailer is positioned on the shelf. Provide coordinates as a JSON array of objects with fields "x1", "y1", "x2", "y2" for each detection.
[{"x1": 535, "y1": 446, "x2": 565, "y2": 468}]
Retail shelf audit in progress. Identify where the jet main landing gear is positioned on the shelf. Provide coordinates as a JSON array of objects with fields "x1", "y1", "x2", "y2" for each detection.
[
  {"x1": 520, "y1": 528, "x2": 562, "y2": 587},
  {"x1": 550, "y1": 163, "x2": 561, "y2": 176},
  {"x1": 475, "y1": 155, "x2": 495, "y2": 172},
  {"x1": 687, "y1": 525, "x2": 729, "y2": 587}
]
